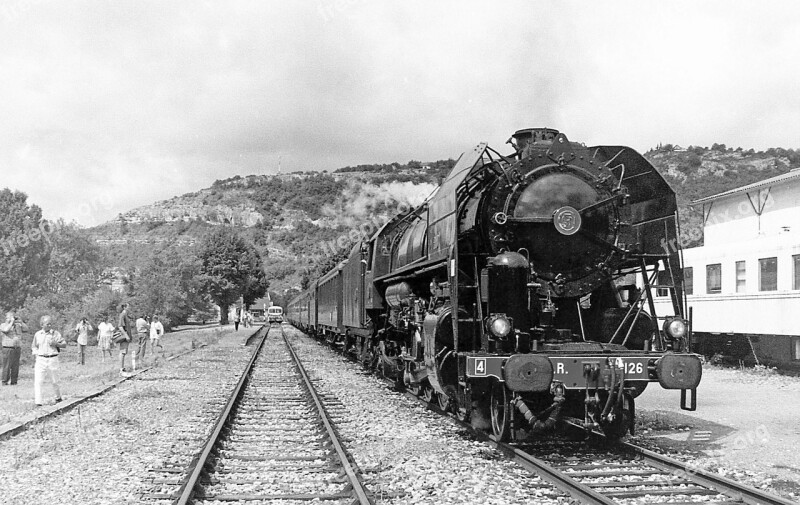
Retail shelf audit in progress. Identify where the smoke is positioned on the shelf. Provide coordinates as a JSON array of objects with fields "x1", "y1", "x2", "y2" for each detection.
[{"x1": 320, "y1": 180, "x2": 437, "y2": 227}]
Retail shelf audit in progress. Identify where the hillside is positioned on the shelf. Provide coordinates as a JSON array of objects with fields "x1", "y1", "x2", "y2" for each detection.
[
  {"x1": 89, "y1": 165, "x2": 449, "y2": 296},
  {"x1": 646, "y1": 144, "x2": 799, "y2": 246},
  {"x1": 89, "y1": 145, "x2": 800, "y2": 297}
]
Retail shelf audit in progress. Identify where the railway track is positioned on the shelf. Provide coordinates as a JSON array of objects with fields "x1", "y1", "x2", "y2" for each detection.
[
  {"x1": 321, "y1": 329, "x2": 796, "y2": 504},
  {"x1": 158, "y1": 323, "x2": 373, "y2": 504},
  {"x1": 491, "y1": 435, "x2": 797, "y2": 505},
  {"x1": 400, "y1": 387, "x2": 796, "y2": 505}
]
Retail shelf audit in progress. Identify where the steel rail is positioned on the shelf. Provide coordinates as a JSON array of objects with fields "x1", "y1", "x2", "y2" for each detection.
[
  {"x1": 282, "y1": 326, "x2": 374, "y2": 505},
  {"x1": 172, "y1": 324, "x2": 269, "y2": 505},
  {"x1": 305, "y1": 325, "x2": 612, "y2": 504},
  {"x1": 561, "y1": 418, "x2": 794, "y2": 505},
  {"x1": 292, "y1": 323, "x2": 794, "y2": 505},
  {"x1": 621, "y1": 441, "x2": 796, "y2": 505},
  {"x1": 484, "y1": 435, "x2": 616, "y2": 504}
]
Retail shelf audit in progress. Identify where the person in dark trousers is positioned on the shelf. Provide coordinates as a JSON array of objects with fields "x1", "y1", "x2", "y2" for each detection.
[
  {"x1": 75, "y1": 318, "x2": 93, "y2": 365},
  {"x1": 134, "y1": 313, "x2": 149, "y2": 370},
  {"x1": 1, "y1": 311, "x2": 28, "y2": 385},
  {"x1": 234, "y1": 312, "x2": 240, "y2": 331},
  {"x1": 118, "y1": 304, "x2": 134, "y2": 375}
]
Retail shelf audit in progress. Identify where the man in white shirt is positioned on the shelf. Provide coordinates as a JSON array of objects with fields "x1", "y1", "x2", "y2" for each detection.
[
  {"x1": 149, "y1": 315, "x2": 164, "y2": 351},
  {"x1": 31, "y1": 315, "x2": 67, "y2": 406},
  {"x1": 134, "y1": 314, "x2": 150, "y2": 370}
]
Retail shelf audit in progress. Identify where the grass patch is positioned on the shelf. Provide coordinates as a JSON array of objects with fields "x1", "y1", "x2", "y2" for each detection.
[
  {"x1": 107, "y1": 411, "x2": 138, "y2": 426},
  {"x1": 127, "y1": 388, "x2": 176, "y2": 400}
]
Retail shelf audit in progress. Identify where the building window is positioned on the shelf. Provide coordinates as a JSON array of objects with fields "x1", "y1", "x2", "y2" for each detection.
[
  {"x1": 795, "y1": 338, "x2": 800, "y2": 361},
  {"x1": 706, "y1": 264, "x2": 721, "y2": 294},
  {"x1": 794, "y1": 255, "x2": 800, "y2": 290},
  {"x1": 759, "y1": 257, "x2": 777, "y2": 291},
  {"x1": 684, "y1": 267, "x2": 693, "y2": 295},
  {"x1": 736, "y1": 261, "x2": 746, "y2": 293},
  {"x1": 656, "y1": 270, "x2": 670, "y2": 297}
]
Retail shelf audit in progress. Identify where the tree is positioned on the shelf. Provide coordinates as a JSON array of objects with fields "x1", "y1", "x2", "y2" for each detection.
[
  {"x1": 17, "y1": 220, "x2": 111, "y2": 337},
  {"x1": 198, "y1": 227, "x2": 268, "y2": 324},
  {"x1": 126, "y1": 242, "x2": 209, "y2": 328},
  {"x1": 44, "y1": 220, "x2": 105, "y2": 302},
  {"x1": 0, "y1": 189, "x2": 51, "y2": 310}
]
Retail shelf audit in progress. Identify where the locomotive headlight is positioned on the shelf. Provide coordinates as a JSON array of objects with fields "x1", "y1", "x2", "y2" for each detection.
[
  {"x1": 487, "y1": 314, "x2": 512, "y2": 338},
  {"x1": 662, "y1": 317, "x2": 687, "y2": 340}
]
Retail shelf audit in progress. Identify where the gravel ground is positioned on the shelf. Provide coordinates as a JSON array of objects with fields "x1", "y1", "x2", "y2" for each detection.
[
  {"x1": 633, "y1": 365, "x2": 800, "y2": 500},
  {"x1": 0, "y1": 325, "x2": 255, "y2": 505},
  {"x1": 285, "y1": 326, "x2": 571, "y2": 505}
]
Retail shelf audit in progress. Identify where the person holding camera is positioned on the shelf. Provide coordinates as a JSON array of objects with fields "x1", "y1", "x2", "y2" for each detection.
[
  {"x1": 0, "y1": 311, "x2": 28, "y2": 385},
  {"x1": 31, "y1": 315, "x2": 66, "y2": 406},
  {"x1": 75, "y1": 317, "x2": 93, "y2": 365}
]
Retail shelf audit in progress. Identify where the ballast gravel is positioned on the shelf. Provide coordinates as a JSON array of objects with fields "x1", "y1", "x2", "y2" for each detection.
[{"x1": 284, "y1": 326, "x2": 569, "y2": 505}]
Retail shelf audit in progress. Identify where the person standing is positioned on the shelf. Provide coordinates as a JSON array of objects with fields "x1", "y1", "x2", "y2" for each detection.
[
  {"x1": 74, "y1": 318, "x2": 93, "y2": 365},
  {"x1": 118, "y1": 304, "x2": 133, "y2": 374},
  {"x1": 134, "y1": 313, "x2": 150, "y2": 370},
  {"x1": 1, "y1": 311, "x2": 28, "y2": 385},
  {"x1": 31, "y1": 315, "x2": 66, "y2": 406},
  {"x1": 234, "y1": 311, "x2": 240, "y2": 331},
  {"x1": 149, "y1": 315, "x2": 164, "y2": 352},
  {"x1": 97, "y1": 315, "x2": 114, "y2": 362}
]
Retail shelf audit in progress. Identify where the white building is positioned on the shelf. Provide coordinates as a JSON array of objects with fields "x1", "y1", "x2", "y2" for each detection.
[{"x1": 654, "y1": 169, "x2": 800, "y2": 366}]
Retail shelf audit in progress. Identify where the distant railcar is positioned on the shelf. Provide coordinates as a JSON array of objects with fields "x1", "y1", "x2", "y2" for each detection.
[{"x1": 266, "y1": 306, "x2": 283, "y2": 323}]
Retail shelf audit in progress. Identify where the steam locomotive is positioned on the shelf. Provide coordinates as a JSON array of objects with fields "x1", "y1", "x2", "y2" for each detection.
[{"x1": 287, "y1": 128, "x2": 702, "y2": 440}]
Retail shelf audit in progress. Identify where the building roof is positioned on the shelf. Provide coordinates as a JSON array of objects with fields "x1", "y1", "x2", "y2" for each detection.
[{"x1": 692, "y1": 168, "x2": 800, "y2": 205}]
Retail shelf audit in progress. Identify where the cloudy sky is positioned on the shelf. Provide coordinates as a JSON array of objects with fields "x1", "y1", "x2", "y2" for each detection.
[{"x1": 1, "y1": 0, "x2": 799, "y2": 226}]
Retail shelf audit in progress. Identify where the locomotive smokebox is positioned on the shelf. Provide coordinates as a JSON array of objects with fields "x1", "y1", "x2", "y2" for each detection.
[{"x1": 482, "y1": 252, "x2": 531, "y2": 333}]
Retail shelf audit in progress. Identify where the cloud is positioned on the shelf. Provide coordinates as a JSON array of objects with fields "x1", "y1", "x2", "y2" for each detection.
[{"x1": 0, "y1": 1, "x2": 799, "y2": 225}]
